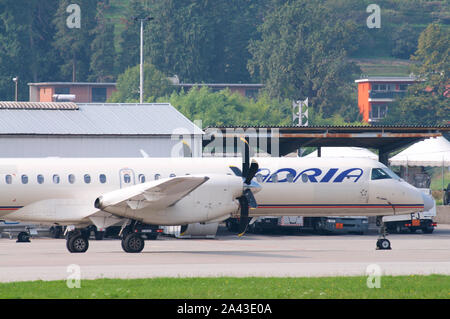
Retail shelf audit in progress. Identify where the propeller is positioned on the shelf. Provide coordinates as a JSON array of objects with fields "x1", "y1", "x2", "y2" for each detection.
[
  {"x1": 229, "y1": 137, "x2": 261, "y2": 237},
  {"x1": 182, "y1": 140, "x2": 192, "y2": 157}
]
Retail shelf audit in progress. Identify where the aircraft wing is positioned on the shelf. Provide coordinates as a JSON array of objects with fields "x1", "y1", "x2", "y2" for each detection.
[{"x1": 95, "y1": 176, "x2": 209, "y2": 213}]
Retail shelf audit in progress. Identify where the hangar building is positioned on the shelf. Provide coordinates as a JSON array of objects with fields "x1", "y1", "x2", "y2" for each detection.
[{"x1": 0, "y1": 102, "x2": 203, "y2": 158}]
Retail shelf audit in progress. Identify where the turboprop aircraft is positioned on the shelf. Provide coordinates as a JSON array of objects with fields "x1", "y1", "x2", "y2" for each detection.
[{"x1": 0, "y1": 154, "x2": 433, "y2": 253}]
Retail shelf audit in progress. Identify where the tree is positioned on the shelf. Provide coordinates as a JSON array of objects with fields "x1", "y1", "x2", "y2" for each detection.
[
  {"x1": 116, "y1": 0, "x2": 149, "y2": 75},
  {"x1": 390, "y1": 24, "x2": 420, "y2": 59},
  {"x1": 143, "y1": 0, "x2": 269, "y2": 83},
  {"x1": 247, "y1": 0, "x2": 361, "y2": 118},
  {"x1": 143, "y1": 0, "x2": 216, "y2": 82},
  {"x1": 382, "y1": 90, "x2": 448, "y2": 125},
  {"x1": 89, "y1": 1, "x2": 116, "y2": 82},
  {"x1": 52, "y1": 0, "x2": 99, "y2": 82},
  {"x1": 382, "y1": 23, "x2": 450, "y2": 125},
  {"x1": 108, "y1": 63, "x2": 173, "y2": 102},
  {"x1": 411, "y1": 23, "x2": 449, "y2": 82},
  {"x1": 0, "y1": 0, "x2": 60, "y2": 100},
  {"x1": 158, "y1": 86, "x2": 292, "y2": 127}
]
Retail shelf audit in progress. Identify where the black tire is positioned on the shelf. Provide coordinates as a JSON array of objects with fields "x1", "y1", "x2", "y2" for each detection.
[
  {"x1": 122, "y1": 234, "x2": 145, "y2": 253},
  {"x1": 66, "y1": 237, "x2": 74, "y2": 253},
  {"x1": 17, "y1": 232, "x2": 30, "y2": 242},
  {"x1": 409, "y1": 228, "x2": 417, "y2": 233},
  {"x1": 422, "y1": 227, "x2": 434, "y2": 234},
  {"x1": 67, "y1": 234, "x2": 89, "y2": 253},
  {"x1": 376, "y1": 239, "x2": 391, "y2": 250}
]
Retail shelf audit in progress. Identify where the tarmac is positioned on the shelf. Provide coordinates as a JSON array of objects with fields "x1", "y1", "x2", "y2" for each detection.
[{"x1": 0, "y1": 225, "x2": 449, "y2": 282}]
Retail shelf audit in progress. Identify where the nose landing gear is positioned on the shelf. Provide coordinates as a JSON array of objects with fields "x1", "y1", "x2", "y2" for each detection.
[{"x1": 376, "y1": 216, "x2": 391, "y2": 250}]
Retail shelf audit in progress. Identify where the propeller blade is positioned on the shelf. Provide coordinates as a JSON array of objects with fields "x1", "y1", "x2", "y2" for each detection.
[
  {"x1": 182, "y1": 140, "x2": 192, "y2": 157},
  {"x1": 244, "y1": 160, "x2": 259, "y2": 185},
  {"x1": 239, "y1": 137, "x2": 250, "y2": 178},
  {"x1": 238, "y1": 196, "x2": 249, "y2": 237},
  {"x1": 229, "y1": 165, "x2": 242, "y2": 177},
  {"x1": 243, "y1": 189, "x2": 257, "y2": 208}
]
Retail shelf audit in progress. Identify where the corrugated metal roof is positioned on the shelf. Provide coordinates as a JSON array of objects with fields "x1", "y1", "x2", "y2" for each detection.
[
  {"x1": 206, "y1": 125, "x2": 450, "y2": 129},
  {"x1": 0, "y1": 102, "x2": 78, "y2": 110},
  {"x1": 28, "y1": 82, "x2": 117, "y2": 87},
  {"x1": 355, "y1": 77, "x2": 417, "y2": 83},
  {"x1": 0, "y1": 103, "x2": 203, "y2": 135}
]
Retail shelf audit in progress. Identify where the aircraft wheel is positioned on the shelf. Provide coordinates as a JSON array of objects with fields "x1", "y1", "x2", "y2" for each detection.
[
  {"x1": 67, "y1": 234, "x2": 89, "y2": 253},
  {"x1": 17, "y1": 232, "x2": 31, "y2": 243},
  {"x1": 122, "y1": 234, "x2": 145, "y2": 253},
  {"x1": 376, "y1": 238, "x2": 391, "y2": 250}
]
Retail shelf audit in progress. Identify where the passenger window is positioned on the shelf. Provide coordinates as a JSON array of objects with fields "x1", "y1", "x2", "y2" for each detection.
[
  {"x1": 255, "y1": 174, "x2": 264, "y2": 183},
  {"x1": 301, "y1": 174, "x2": 308, "y2": 183},
  {"x1": 99, "y1": 174, "x2": 107, "y2": 184},
  {"x1": 84, "y1": 174, "x2": 91, "y2": 184},
  {"x1": 68, "y1": 174, "x2": 76, "y2": 184},
  {"x1": 123, "y1": 174, "x2": 131, "y2": 183},
  {"x1": 21, "y1": 175, "x2": 28, "y2": 184},
  {"x1": 371, "y1": 168, "x2": 392, "y2": 180},
  {"x1": 5, "y1": 175, "x2": 12, "y2": 184},
  {"x1": 154, "y1": 174, "x2": 161, "y2": 180},
  {"x1": 286, "y1": 173, "x2": 294, "y2": 183},
  {"x1": 138, "y1": 174, "x2": 146, "y2": 183},
  {"x1": 53, "y1": 174, "x2": 60, "y2": 184},
  {"x1": 37, "y1": 174, "x2": 44, "y2": 184},
  {"x1": 270, "y1": 173, "x2": 278, "y2": 183}
]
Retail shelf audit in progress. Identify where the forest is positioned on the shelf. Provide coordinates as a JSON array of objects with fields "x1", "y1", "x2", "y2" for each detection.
[{"x1": 0, "y1": 0, "x2": 448, "y2": 125}]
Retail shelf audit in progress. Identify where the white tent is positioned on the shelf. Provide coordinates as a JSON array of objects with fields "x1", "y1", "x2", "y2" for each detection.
[
  {"x1": 305, "y1": 147, "x2": 378, "y2": 160},
  {"x1": 389, "y1": 136, "x2": 450, "y2": 167}
]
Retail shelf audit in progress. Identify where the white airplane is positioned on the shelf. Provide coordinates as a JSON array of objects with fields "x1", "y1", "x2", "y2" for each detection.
[{"x1": 0, "y1": 155, "x2": 433, "y2": 253}]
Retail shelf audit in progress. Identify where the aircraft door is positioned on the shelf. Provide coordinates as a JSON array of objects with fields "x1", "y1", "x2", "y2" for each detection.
[{"x1": 119, "y1": 168, "x2": 136, "y2": 188}]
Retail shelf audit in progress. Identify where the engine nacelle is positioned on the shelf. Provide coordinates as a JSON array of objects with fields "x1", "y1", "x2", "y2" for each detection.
[{"x1": 125, "y1": 174, "x2": 242, "y2": 226}]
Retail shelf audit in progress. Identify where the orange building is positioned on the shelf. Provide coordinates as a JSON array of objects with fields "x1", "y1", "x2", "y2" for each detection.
[
  {"x1": 28, "y1": 82, "x2": 117, "y2": 103},
  {"x1": 355, "y1": 77, "x2": 416, "y2": 123}
]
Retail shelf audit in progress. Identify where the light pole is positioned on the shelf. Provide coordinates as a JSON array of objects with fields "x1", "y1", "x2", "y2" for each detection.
[
  {"x1": 133, "y1": 16, "x2": 153, "y2": 104},
  {"x1": 12, "y1": 76, "x2": 18, "y2": 101}
]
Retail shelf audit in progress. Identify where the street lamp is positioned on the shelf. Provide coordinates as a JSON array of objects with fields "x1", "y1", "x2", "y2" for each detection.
[
  {"x1": 133, "y1": 15, "x2": 154, "y2": 104},
  {"x1": 12, "y1": 76, "x2": 18, "y2": 101}
]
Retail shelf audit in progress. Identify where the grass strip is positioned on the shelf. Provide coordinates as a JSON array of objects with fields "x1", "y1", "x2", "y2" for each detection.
[{"x1": 0, "y1": 275, "x2": 449, "y2": 299}]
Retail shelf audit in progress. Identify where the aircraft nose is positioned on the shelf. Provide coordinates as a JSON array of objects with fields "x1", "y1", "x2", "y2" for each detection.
[{"x1": 421, "y1": 192, "x2": 435, "y2": 211}]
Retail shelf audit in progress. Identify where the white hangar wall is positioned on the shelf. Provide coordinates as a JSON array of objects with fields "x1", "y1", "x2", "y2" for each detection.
[{"x1": 0, "y1": 135, "x2": 202, "y2": 158}]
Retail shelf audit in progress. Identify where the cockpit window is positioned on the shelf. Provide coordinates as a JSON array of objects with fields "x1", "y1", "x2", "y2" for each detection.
[
  {"x1": 371, "y1": 168, "x2": 392, "y2": 180},
  {"x1": 384, "y1": 167, "x2": 402, "y2": 180}
]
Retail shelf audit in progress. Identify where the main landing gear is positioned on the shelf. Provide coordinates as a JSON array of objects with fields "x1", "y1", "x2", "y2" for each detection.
[
  {"x1": 66, "y1": 228, "x2": 90, "y2": 253},
  {"x1": 65, "y1": 221, "x2": 161, "y2": 253},
  {"x1": 17, "y1": 231, "x2": 31, "y2": 243},
  {"x1": 376, "y1": 216, "x2": 391, "y2": 250},
  {"x1": 119, "y1": 221, "x2": 151, "y2": 253}
]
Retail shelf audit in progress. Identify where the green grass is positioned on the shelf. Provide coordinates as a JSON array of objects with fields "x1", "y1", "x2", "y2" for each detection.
[{"x1": 1, "y1": 276, "x2": 449, "y2": 299}]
